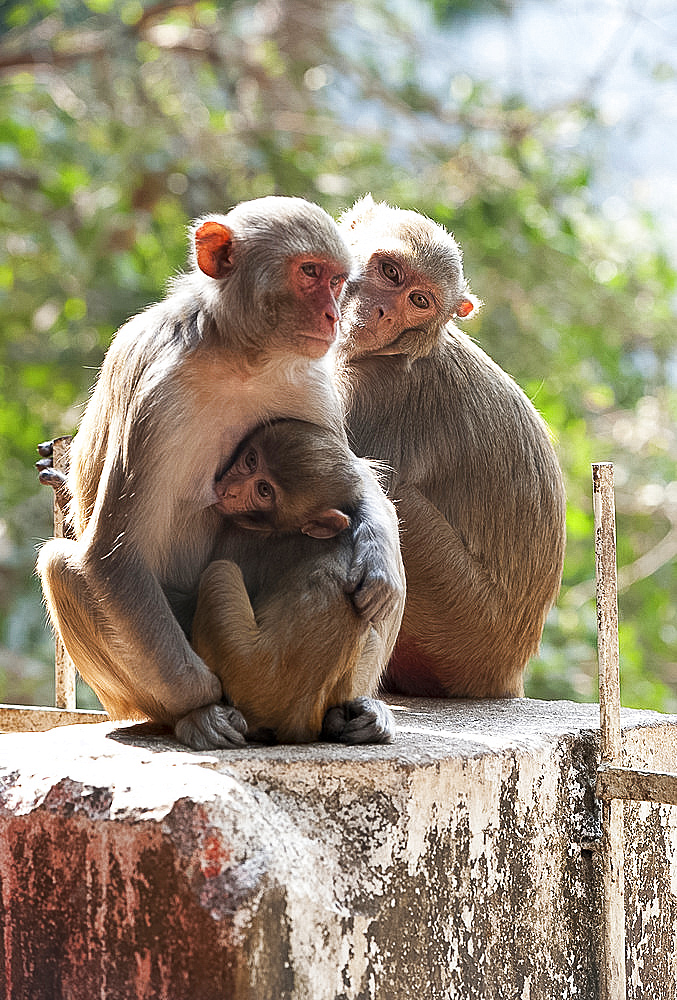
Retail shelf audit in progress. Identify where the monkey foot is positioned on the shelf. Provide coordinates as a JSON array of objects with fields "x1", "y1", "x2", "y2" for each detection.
[
  {"x1": 320, "y1": 696, "x2": 395, "y2": 745},
  {"x1": 174, "y1": 702, "x2": 248, "y2": 751}
]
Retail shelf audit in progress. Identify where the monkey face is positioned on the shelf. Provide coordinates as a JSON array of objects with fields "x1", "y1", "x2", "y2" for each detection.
[
  {"x1": 338, "y1": 196, "x2": 478, "y2": 361},
  {"x1": 213, "y1": 443, "x2": 278, "y2": 525},
  {"x1": 192, "y1": 200, "x2": 353, "y2": 361},
  {"x1": 277, "y1": 255, "x2": 350, "y2": 358},
  {"x1": 340, "y1": 249, "x2": 446, "y2": 360}
]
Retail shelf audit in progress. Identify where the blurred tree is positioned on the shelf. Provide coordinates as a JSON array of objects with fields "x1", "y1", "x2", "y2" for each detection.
[{"x1": 0, "y1": 0, "x2": 675, "y2": 710}]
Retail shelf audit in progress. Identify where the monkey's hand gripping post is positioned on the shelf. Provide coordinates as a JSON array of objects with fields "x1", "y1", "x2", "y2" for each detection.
[{"x1": 47, "y1": 436, "x2": 77, "y2": 711}]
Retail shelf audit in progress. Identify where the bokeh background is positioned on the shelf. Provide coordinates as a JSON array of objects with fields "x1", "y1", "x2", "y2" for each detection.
[{"x1": 1, "y1": 0, "x2": 675, "y2": 711}]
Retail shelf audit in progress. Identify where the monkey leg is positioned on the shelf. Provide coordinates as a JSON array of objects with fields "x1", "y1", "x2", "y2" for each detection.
[
  {"x1": 37, "y1": 539, "x2": 247, "y2": 748},
  {"x1": 39, "y1": 538, "x2": 156, "y2": 720},
  {"x1": 192, "y1": 559, "x2": 267, "y2": 719},
  {"x1": 194, "y1": 559, "x2": 325, "y2": 742},
  {"x1": 320, "y1": 578, "x2": 403, "y2": 745},
  {"x1": 389, "y1": 484, "x2": 529, "y2": 698},
  {"x1": 193, "y1": 559, "x2": 389, "y2": 744}
]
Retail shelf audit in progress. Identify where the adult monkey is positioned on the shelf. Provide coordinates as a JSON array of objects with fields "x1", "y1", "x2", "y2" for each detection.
[
  {"x1": 338, "y1": 195, "x2": 566, "y2": 699},
  {"x1": 37, "y1": 196, "x2": 404, "y2": 750}
]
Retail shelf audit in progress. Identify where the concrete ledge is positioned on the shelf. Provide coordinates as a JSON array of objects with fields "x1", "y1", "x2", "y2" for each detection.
[{"x1": 0, "y1": 698, "x2": 676, "y2": 999}]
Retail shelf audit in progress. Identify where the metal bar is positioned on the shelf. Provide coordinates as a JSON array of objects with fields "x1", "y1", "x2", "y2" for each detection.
[
  {"x1": 592, "y1": 462, "x2": 626, "y2": 1000},
  {"x1": 597, "y1": 765, "x2": 677, "y2": 805},
  {"x1": 51, "y1": 435, "x2": 77, "y2": 710},
  {"x1": 594, "y1": 463, "x2": 622, "y2": 764}
]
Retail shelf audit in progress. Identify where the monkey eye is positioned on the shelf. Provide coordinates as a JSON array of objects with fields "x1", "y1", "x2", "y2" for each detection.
[
  {"x1": 244, "y1": 448, "x2": 258, "y2": 472},
  {"x1": 381, "y1": 260, "x2": 401, "y2": 284},
  {"x1": 330, "y1": 274, "x2": 347, "y2": 292},
  {"x1": 300, "y1": 262, "x2": 320, "y2": 278},
  {"x1": 410, "y1": 291, "x2": 430, "y2": 309},
  {"x1": 256, "y1": 480, "x2": 274, "y2": 503}
]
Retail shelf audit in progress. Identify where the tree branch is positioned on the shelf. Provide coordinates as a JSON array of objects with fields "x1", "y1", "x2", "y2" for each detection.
[{"x1": 0, "y1": 1, "x2": 205, "y2": 75}]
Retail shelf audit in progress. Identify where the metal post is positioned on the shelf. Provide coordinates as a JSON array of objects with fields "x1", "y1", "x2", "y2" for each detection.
[
  {"x1": 592, "y1": 462, "x2": 626, "y2": 1000},
  {"x1": 51, "y1": 435, "x2": 77, "y2": 710}
]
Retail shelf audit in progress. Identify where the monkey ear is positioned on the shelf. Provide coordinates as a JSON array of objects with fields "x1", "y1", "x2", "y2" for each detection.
[
  {"x1": 194, "y1": 220, "x2": 235, "y2": 279},
  {"x1": 301, "y1": 509, "x2": 351, "y2": 539},
  {"x1": 454, "y1": 294, "x2": 481, "y2": 319}
]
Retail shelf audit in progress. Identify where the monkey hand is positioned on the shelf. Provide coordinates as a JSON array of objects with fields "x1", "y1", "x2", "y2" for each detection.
[
  {"x1": 36, "y1": 441, "x2": 64, "y2": 497},
  {"x1": 321, "y1": 696, "x2": 395, "y2": 745},
  {"x1": 36, "y1": 439, "x2": 55, "y2": 467},
  {"x1": 37, "y1": 466, "x2": 68, "y2": 501},
  {"x1": 346, "y1": 522, "x2": 405, "y2": 622},
  {"x1": 174, "y1": 701, "x2": 248, "y2": 751}
]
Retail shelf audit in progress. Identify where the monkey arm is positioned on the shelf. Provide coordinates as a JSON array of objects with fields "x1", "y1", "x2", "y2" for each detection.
[
  {"x1": 345, "y1": 466, "x2": 406, "y2": 623},
  {"x1": 385, "y1": 481, "x2": 528, "y2": 698},
  {"x1": 394, "y1": 481, "x2": 496, "y2": 597},
  {"x1": 37, "y1": 434, "x2": 252, "y2": 748}
]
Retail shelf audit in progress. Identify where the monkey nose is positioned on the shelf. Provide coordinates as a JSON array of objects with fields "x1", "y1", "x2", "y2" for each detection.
[{"x1": 319, "y1": 310, "x2": 340, "y2": 341}]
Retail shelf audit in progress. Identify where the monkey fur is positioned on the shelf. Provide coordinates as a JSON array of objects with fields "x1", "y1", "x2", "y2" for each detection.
[
  {"x1": 339, "y1": 195, "x2": 566, "y2": 698},
  {"x1": 37, "y1": 197, "x2": 404, "y2": 750},
  {"x1": 192, "y1": 419, "x2": 403, "y2": 743}
]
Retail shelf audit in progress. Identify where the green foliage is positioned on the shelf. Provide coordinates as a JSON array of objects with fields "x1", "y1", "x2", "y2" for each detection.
[{"x1": 0, "y1": 0, "x2": 675, "y2": 712}]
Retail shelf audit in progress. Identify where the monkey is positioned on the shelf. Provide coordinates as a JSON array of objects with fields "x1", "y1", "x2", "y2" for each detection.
[
  {"x1": 35, "y1": 419, "x2": 403, "y2": 744},
  {"x1": 191, "y1": 418, "x2": 404, "y2": 744},
  {"x1": 36, "y1": 196, "x2": 405, "y2": 751},
  {"x1": 336, "y1": 194, "x2": 566, "y2": 699}
]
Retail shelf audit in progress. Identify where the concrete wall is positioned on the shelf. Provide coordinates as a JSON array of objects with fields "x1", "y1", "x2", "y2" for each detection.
[{"x1": 0, "y1": 698, "x2": 676, "y2": 999}]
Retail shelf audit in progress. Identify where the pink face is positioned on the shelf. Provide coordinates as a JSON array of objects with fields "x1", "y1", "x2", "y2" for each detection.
[
  {"x1": 284, "y1": 255, "x2": 350, "y2": 357},
  {"x1": 341, "y1": 250, "x2": 442, "y2": 357},
  {"x1": 214, "y1": 442, "x2": 276, "y2": 519}
]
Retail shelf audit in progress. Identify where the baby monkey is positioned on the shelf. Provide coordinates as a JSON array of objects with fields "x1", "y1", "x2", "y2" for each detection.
[{"x1": 192, "y1": 419, "x2": 404, "y2": 744}]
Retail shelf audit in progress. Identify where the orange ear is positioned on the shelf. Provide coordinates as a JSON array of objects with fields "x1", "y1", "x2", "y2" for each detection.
[
  {"x1": 455, "y1": 298, "x2": 475, "y2": 318},
  {"x1": 194, "y1": 220, "x2": 235, "y2": 279},
  {"x1": 301, "y1": 509, "x2": 351, "y2": 539}
]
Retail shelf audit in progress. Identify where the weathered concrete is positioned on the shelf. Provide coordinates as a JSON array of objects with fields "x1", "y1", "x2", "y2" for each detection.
[{"x1": 0, "y1": 697, "x2": 675, "y2": 1000}]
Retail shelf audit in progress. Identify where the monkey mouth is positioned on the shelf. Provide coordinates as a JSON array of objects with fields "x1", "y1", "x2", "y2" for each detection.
[
  {"x1": 342, "y1": 323, "x2": 392, "y2": 359},
  {"x1": 298, "y1": 330, "x2": 337, "y2": 355}
]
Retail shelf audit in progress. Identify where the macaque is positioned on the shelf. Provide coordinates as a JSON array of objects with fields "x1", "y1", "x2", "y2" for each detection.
[
  {"x1": 338, "y1": 195, "x2": 566, "y2": 698},
  {"x1": 37, "y1": 196, "x2": 404, "y2": 750},
  {"x1": 192, "y1": 419, "x2": 404, "y2": 743}
]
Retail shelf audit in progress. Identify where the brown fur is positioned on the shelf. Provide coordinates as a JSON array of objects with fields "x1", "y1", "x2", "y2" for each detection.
[
  {"x1": 192, "y1": 419, "x2": 404, "y2": 743},
  {"x1": 339, "y1": 196, "x2": 566, "y2": 698},
  {"x1": 37, "y1": 197, "x2": 405, "y2": 750}
]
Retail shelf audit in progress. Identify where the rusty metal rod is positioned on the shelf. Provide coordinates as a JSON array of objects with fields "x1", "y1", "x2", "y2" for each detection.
[
  {"x1": 597, "y1": 765, "x2": 677, "y2": 806},
  {"x1": 592, "y1": 461, "x2": 626, "y2": 1000}
]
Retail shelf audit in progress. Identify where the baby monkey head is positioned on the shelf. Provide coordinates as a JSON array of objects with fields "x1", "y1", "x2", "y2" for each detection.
[{"x1": 214, "y1": 419, "x2": 363, "y2": 539}]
